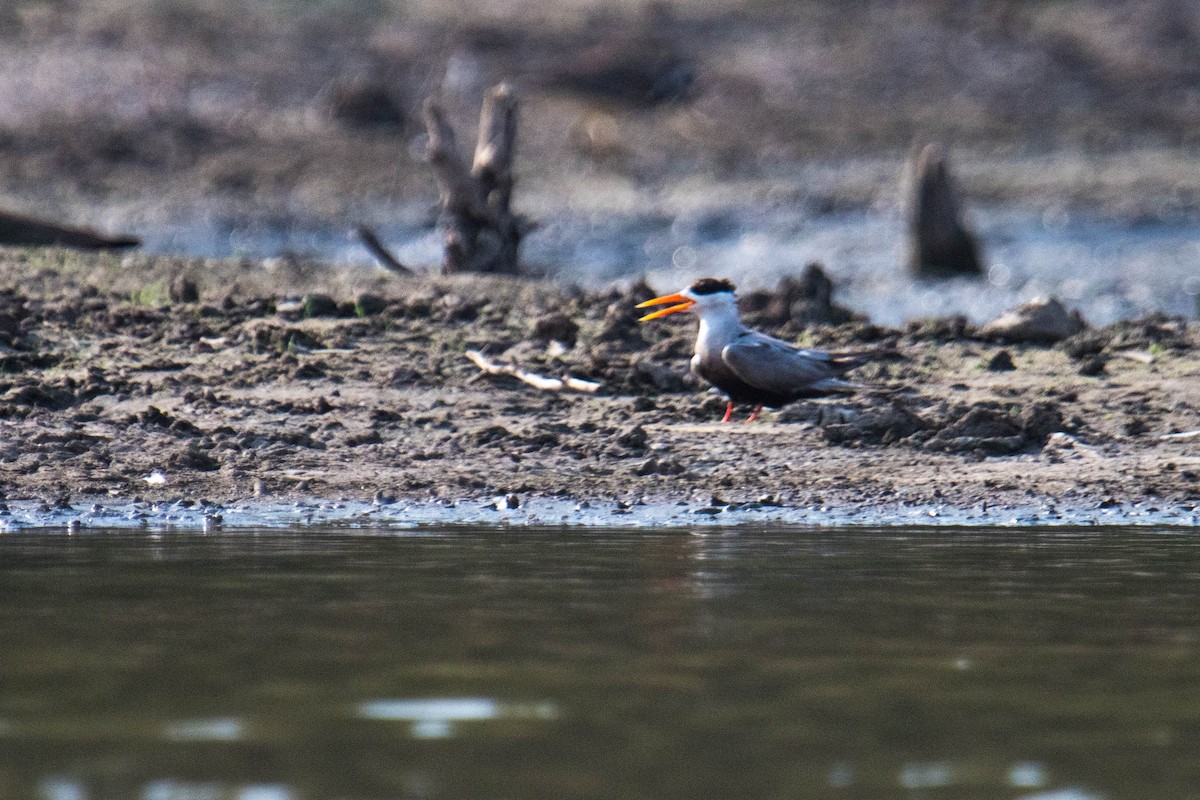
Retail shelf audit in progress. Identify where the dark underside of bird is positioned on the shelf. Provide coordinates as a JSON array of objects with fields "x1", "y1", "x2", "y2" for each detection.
[{"x1": 636, "y1": 278, "x2": 874, "y2": 422}]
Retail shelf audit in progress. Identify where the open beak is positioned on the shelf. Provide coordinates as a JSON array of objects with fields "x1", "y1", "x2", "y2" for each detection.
[{"x1": 636, "y1": 293, "x2": 695, "y2": 322}]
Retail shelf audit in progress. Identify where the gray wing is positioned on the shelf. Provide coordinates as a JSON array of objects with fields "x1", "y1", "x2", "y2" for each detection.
[{"x1": 721, "y1": 332, "x2": 856, "y2": 396}]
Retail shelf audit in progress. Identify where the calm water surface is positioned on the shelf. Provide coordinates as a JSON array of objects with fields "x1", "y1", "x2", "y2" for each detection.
[{"x1": 1, "y1": 526, "x2": 1199, "y2": 800}]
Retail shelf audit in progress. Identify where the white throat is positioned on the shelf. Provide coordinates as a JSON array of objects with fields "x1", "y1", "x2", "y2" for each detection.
[{"x1": 693, "y1": 299, "x2": 743, "y2": 358}]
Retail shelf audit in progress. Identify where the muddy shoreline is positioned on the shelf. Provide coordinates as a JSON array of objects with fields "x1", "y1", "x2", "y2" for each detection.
[{"x1": 0, "y1": 252, "x2": 1196, "y2": 526}]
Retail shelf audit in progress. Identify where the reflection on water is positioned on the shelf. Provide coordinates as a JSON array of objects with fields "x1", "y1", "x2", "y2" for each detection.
[
  {"x1": 358, "y1": 697, "x2": 558, "y2": 739},
  {"x1": 1, "y1": 526, "x2": 1199, "y2": 799}
]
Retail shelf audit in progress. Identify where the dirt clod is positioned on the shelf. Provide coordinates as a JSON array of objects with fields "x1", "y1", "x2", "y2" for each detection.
[
  {"x1": 530, "y1": 312, "x2": 579, "y2": 347},
  {"x1": 986, "y1": 350, "x2": 1016, "y2": 371},
  {"x1": 169, "y1": 275, "x2": 199, "y2": 303},
  {"x1": 982, "y1": 297, "x2": 1086, "y2": 344}
]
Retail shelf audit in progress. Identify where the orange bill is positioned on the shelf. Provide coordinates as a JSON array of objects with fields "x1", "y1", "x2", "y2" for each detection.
[{"x1": 635, "y1": 293, "x2": 695, "y2": 321}]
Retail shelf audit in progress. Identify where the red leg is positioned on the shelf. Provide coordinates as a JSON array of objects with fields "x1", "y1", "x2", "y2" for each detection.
[
  {"x1": 720, "y1": 401, "x2": 735, "y2": 423},
  {"x1": 745, "y1": 405, "x2": 763, "y2": 423}
]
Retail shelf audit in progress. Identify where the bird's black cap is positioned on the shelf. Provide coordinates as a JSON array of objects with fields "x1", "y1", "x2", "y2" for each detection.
[{"x1": 689, "y1": 278, "x2": 736, "y2": 295}]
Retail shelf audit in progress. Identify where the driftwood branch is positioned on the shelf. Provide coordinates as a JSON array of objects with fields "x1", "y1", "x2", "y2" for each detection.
[
  {"x1": 1161, "y1": 430, "x2": 1200, "y2": 441},
  {"x1": 353, "y1": 225, "x2": 413, "y2": 275},
  {"x1": 423, "y1": 84, "x2": 530, "y2": 274},
  {"x1": 0, "y1": 210, "x2": 138, "y2": 250},
  {"x1": 906, "y1": 143, "x2": 984, "y2": 279},
  {"x1": 465, "y1": 349, "x2": 601, "y2": 393}
]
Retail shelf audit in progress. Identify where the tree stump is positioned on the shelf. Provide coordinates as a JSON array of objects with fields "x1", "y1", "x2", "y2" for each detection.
[
  {"x1": 906, "y1": 143, "x2": 983, "y2": 279},
  {"x1": 423, "y1": 84, "x2": 532, "y2": 274}
]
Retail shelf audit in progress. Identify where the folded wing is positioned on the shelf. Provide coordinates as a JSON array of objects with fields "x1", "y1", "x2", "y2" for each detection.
[{"x1": 721, "y1": 333, "x2": 863, "y2": 398}]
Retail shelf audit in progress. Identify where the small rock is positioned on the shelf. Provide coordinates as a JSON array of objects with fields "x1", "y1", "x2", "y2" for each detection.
[
  {"x1": 633, "y1": 456, "x2": 683, "y2": 476},
  {"x1": 1078, "y1": 356, "x2": 1108, "y2": 376},
  {"x1": 321, "y1": 79, "x2": 406, "y2": 130},
  {"x1": 595, "y1": 301, "x2": 645, "y2": 346},
  {"x1": 274, "y1": 297, "x2": 304, "y2": 318},
  {"x1": 634, "y1": 457, "x2": 660, "y2": 476},
  {"x1": 1124, "y1": 417, "x2": 1150, "y2": 436},
  {"x1": 471, "y1": 425, "x2": 512, "y2": 445},
  {"x1": 981, "y1": 297, "x2": 1086, "y2": 344},
  {"x1": 303, "y1": 293, "x2": 339, "y2": 318},
  {"x1": 616, "y1": 424, "x2": 648, "y2": 450},
  {"x1": 0, "y1": 311, "x2": 20, "y2": 339},
  {"x1": 355, "y1": 293, "x2": 388, "y2": 317},
  {"x1": 169, "y1": 275, "x2": 199, "y2": 303},
  {"x1": 741, "y1": 263, "x2": 857, "y2": 326},
  {"x1": 985, "y1": 350, "x2": 1016, "y2": 371},
  {"x1": 530, "y1": 312, "x2": 579, "y2": 348},
  {"x1": 1022, "y1": 402, "x2": 1065, "y2": 443},
  {"x1": 1041, "y1": 431, "x2": 1098, "y2": 463},
  {"x1": 170, "y1": 446, "x2": 220, "y2": 472}
]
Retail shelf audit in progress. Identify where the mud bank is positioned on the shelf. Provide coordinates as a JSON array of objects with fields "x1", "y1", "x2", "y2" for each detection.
[{"x1": 1, "y1": 250, "x2": 1197, "y2": 524}]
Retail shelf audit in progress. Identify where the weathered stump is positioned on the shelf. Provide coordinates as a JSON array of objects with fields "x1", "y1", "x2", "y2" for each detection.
[
  {"x1": 906, "y1": 143, "x2": 983, "y2": 279},
  {"x1": 423, "y1": 84, "x2": 532, "y2": 274}
]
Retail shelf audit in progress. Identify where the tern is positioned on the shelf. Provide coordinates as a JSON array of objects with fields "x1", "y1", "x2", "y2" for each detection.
[{"x1": 636, "y1": 278, "x2": 870, "y2": 422}]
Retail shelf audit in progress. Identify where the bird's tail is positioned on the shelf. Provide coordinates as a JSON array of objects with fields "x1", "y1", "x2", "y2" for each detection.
[
  {"x1": 828, "y1": 347, "x2": 902, "y2": 373},
  {"x1": 809, "y1": 377, "x2": 865, "y2": 393}
]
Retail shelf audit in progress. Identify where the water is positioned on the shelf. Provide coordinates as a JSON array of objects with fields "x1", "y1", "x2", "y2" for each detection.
[
  {"x1": 9, "y1": 495, "x2": 1200, "y2": 533},
  {"x1": 136, "y1": 202, "x2": 1200, "y2": 327},
  {"x1": 2, "y1": 526, "x2": 1199, "y2": 799}
]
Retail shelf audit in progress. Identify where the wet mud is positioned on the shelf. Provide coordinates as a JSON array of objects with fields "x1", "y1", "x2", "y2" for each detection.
[{"x1": 1, "y1": 251, "x2": 1198, "y2": 528}]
